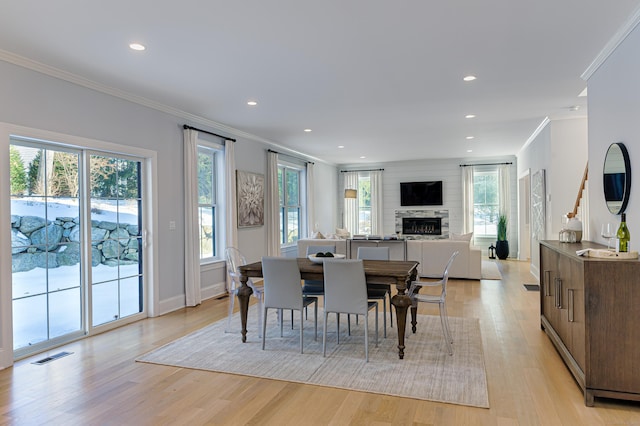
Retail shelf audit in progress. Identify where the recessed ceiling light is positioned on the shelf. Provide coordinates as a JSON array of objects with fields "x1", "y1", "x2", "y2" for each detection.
[
  {"x1": 466, "y1": 136, "x2": 475, "y2": 140},
  {"x1": 463, "y1": 75, "x2": 476, "y2": 82},
  {"x1": 247, "y1": 100, "x2": 257, "y2": 106},
  {"x1": 467, "y1": 149, "x2": 473, "y2": 153},
  {"x1": 129, "y1": 43, "x2": 146, "y2": 51},
  {"x1": 360, "y1": 156, "x2": 366, "y2": 159},
  {"x1": 465, "y1": 114, "x2": 476, "y2": 119},
  {"x1": 338, "y1": 145, "x2": 345, "y2": 149},
  {"x1": 304, "y1": 129, "x2": 312, "y2": 132}
]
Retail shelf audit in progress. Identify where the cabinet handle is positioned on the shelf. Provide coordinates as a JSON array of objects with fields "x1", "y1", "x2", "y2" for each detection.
[
  {"x1": 568, "y1": 289, "x2": 574, "y2": 322},
  {"x1": 544, "y1": 270, "x2": 551, "y2": 296},
  {"x1": 555, "y1": 278, "x2": 563, "y2": 309}
]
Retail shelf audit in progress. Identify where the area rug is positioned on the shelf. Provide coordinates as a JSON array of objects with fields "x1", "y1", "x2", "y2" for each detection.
[
  {"x1": 137, "y1": 312, "x2": 489, "y2": 408},
  {"x1": 481, "y1": 260, "x2": 502, "y2": 280}
]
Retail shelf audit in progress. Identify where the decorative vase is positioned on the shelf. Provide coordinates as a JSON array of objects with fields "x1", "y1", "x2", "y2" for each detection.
[{"x1": 495, "y1": 240, "x2": 509, "y2": 259}]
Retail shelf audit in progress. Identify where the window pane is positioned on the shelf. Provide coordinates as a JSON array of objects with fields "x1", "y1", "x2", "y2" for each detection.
[
  {"x1": 473, "y1": 171, "x2": 498, "y2": 237},
  {"x1": 91, "y1": 156, "x2": 118, "y2": 198},
  {"x1": 278, "y1": 168, "x2": 284, "y2": 205},
  {"x1": 93, "y1": 280, "x2": 119, "y2": 326},
  {"x1": 199, "y1": 206, "x2": 215, "y2": 258},
  {"x1": 120, "y1": 276, "x2": 142, "y2": 318},
  {"x1": 280, "y1": 207, "x2": 285, "y2": 244},
  {"x1": 286, "y1": 207, "x2": 300, "y2": 243},
  {"x1": 117, "y1": 159, "x2": 140, "y2": 199},
  {"x1": 49, "y1": 288, "x2": 81, "y2": 339},
  {"x1": 13, "y1": 294, "x2": 47, "y2": 349},
  {"x1": 285, "y1": 169, "x2": 299, "y2": 205},
  {"x1": 198, "y1": 151, "x2": 214, "y2": 205}
]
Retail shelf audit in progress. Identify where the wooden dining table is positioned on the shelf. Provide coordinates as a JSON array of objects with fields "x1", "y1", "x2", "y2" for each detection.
[{"x1": 237, "y1": 257, "x2": 419, "y2": 359}]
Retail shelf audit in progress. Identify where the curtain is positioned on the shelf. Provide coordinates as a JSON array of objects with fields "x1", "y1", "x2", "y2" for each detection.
[
  {"x1": 499, "y1": 164, "x2": 511, "y2": 238},
  {"x1": 306, "y1": 162, "x2": 315, "y2": 236},
  {"x1": 183, "y1": 128, "x2": 201, "y2": 306},
  {"x1": 343, "y1": 171, "x2": 359, "y2": 234},
  {"x1": 224, "y1": 139, "x2": 238, "y2": 291},
  {"x1": 266, "y1": 151, "x2": 281, "y2": 256},
  {"x1": 461, "y1": 166, "x2": 475, "y2": 234},
  {"x1": 370, "y1": 170, "x2": 384, "y2": 235}
]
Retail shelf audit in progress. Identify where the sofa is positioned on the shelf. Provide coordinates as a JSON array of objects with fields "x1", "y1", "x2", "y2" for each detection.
[
  {"x1": 297, "y1": 238, "x2": 348, "y2": 257},
  {"x1": 406, "y1": 240, "x2": 482, "y2": 280}
]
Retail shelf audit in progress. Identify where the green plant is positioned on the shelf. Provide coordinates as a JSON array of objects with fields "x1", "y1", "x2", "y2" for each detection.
[
  {"x1": 497, "y1": 215, "x2": 507, "y2": 241},
  {"x1": 9, "y1": 146, "x2": 27, "y2": 195}
]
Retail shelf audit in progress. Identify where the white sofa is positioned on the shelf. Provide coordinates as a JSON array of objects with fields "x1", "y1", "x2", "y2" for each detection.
[
  {"x1": 406, "y1": 240, "x2": 482, "y2": 280},
  {"x1": 297, "y1": 238, "x2": 348, "y2": 257}
]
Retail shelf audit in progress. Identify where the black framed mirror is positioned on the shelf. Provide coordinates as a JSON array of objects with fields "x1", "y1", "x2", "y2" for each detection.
[{"x1": 603, "y1": 142, "x2": 631, "y2": 214}]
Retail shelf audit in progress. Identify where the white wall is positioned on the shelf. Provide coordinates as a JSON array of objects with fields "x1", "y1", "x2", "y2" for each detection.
[
  {"x1": 587, "y1": 23, "x2": 640, "y2": 245},
  {"x1": 517, "y1": 117, "x2": 588, "y2": 278},
  {"x1": 339, "y1": 156, "x2": 518, "y2": 257}
]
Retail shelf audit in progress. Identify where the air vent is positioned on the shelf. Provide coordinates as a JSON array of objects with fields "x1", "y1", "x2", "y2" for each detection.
[{"x1": 31, "y1": 351, "x2": 73, "y2": 365}]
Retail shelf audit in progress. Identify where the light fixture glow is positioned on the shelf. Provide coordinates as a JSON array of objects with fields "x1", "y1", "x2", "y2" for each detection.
[
  {"x1": 463, "y1": 75, "x2": 477, "y2": 82},
  {"x1": 467, "y1": 149, "x2": 473, "y2": 153},
  {"x1": 338, "y1": 145, "x2": 345, "y2": 149},
  {"x1": 359, "y1": 156, "x2": 366, "y2": 159},
  {"x1": 129, "y1": 43, "x2": 146, "y2": 51},
  {"x1": 247, "y1": 100, "x2": 257, "y2": 106},
  {"x1": 344, "y1": 189, "x2": 357, "y2": 199},
  {"x1": 465, "y1": 114, "x2": 476, "y2": 119},
  {"x1": 466, "y1": 136, "x2": 475, "y2": 140},
  {"x1": 304, "y1": 129, "x2": 312, "y2": 132}
]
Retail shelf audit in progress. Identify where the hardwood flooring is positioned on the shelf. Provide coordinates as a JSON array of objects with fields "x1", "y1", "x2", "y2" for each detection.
[{"x1": 2, "y1": 260, "x2": 640, "y2": 425}]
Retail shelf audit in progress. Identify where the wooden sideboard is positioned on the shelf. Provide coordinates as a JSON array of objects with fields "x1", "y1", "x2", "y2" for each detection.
[{"x1": 540, "y1": 240, "x2": 640, "y2": 406}]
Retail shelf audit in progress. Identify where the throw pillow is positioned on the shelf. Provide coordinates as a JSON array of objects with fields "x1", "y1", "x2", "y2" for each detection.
[
  {"x1": 335, "y1": 228, "x2": 351, "y2": 239},
  {"x1": 312, "y1": 231, "x2": 325, "y2": 239},
  {"x1": 450, "y1": 232, "x2": 473, "y2": 243}
]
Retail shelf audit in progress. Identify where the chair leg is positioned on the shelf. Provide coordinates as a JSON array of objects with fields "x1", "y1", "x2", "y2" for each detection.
[
  {"x1": 314, "y1": 301, "x2": 318, "y2": 341},
  {"x1": 375, "y1": 303, "x2": 379, "y2": 347},
  {"x1": 382, "y1": 297, "x2": 387, "y2": 338},
  {"x1": 291, "y1": 310, "x2": 294, "y2": 329},
  {"x1": 441, "y1": 302, "x2": 454, "y2": 343},
  {"x1": 299, "y1": 309, "x2": 304, "y2": 354},
  {"x1": 337, "y1": 313, "x2": 340, "y2": 345},
  {"x1": 262, "y1": 307, "x2": 268, "y2": 350},
  {"x1": 225, "y1": 291, "x2": 236, "y2": 333},
  {"x1": 364, "y1": 311, "x2": 369, "y2": 363},
  {"x1": 322, "y1": 311, "x2": 328, "y2": 357},
  {"x1": 439, "y1": 303, "x2": 453, "y2": 355},
  {"x1": 388, "y1": 290, "x2": 393, "y2": 328},
  {"x1": 347, "y1": 314, "x2": 351, "y2": 336},
  {"x1": 257, "y1": 295, "x2": 263, "y2": 339},
  {"x1": 280, "y1": 309, "x2": 284, "y2": 337}
]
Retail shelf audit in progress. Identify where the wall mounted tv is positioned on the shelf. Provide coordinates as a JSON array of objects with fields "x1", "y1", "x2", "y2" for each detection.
[{"x1": 400, "y1": 181, "x2": 443, "y2": 206}]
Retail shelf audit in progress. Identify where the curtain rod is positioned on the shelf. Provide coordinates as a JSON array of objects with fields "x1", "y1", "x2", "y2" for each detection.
[
  {"x1": 459, "y1": 162, "x2": 512, "y2": 167},
  {"x1": 340, "y1": 168, "x2": 384, "y2": 172},
  {"x1": 183, "y1": 125, "x2": 236, "y2": 142},
  {"x1": 268, "y1": 149, "x2": 314, "y2": 164}
]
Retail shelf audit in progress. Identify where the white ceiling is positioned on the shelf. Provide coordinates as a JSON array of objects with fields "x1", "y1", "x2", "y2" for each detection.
[{"x1": 1, "y1": 1, "x2": 639, "y2": 164}]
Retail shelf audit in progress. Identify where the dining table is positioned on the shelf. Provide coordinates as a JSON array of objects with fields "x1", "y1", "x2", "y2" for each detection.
[{"x1": 237, "y1": 257, "x2": 419, "y2": 359}]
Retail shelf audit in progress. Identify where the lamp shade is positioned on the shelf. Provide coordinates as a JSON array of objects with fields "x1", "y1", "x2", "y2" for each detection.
[{"x1": 344, "y1": 189, "x2": 357, "y2": 199}]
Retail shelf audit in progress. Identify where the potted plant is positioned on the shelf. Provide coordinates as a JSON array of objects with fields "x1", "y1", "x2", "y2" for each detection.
[{"x1": 495, "y1": 215, "x2": 509, "y2": 259}]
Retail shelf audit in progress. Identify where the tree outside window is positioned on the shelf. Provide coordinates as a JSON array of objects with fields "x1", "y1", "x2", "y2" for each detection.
[
  {"x1": 358, "y1": 175, "x2": 371, "y2": 234},
  {"x1": 197, "y1": 147, "x2": 217, "y2": 260}
]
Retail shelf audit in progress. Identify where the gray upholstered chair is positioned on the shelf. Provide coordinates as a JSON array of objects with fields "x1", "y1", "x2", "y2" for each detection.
[
  {"x1": 261, "y1": 257, "x2": 318, "y2": 353},
  {"x1": 357, "y1": 246, "x2": 392, "y2": 337},
  {"x1": 407, "y1": 251, "x2": 459, "y2": 355},
  {"x1": 322, "y1": 259, "x2": 378, "y2": 362},
  {"x1": 225, "y1": 247, "x2": 264, "y2": 337}
]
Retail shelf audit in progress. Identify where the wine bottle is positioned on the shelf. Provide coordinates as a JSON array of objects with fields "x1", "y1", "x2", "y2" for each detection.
[{"x1": 617, "y1": 213, "x2": 630, "y2": 252}]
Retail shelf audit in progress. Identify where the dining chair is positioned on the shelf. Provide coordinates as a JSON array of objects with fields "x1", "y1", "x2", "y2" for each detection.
[
  {"x1": 225, "y1": 247, "x2": 264, "y2": 337},
  {"x1": 302, "y1": 245, "x2": 335, "y2": 316},
  {"x1": 261, "y1": 257, "x2": 318, "y2": 354},
  {"x1": 322, "y1": 259, "x2": 378, "y2": 362},
  {"x1": 407, "y1": 251, "x2": 459, "y2": 355},
  {"x1": 357, "y1": 246, "x2": 392, "y2": 337}
]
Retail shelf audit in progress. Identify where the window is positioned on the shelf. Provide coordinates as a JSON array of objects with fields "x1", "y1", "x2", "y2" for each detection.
[
  {"x1": 473, "y1": 170, "x2": 498, "y2": 237},
  {"x1": 358, "y1": 174, "x2": 372, "y2": 234},
  {"x1": 278, "y1": 165, "x2": 302, "y2": 245},
  {"x1": 197, "y1": 146, "x2": 221, "y2": 261}
]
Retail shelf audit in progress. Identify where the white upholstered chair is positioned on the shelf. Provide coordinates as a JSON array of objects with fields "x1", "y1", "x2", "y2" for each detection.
[
  {"x1": 357, "y1": 246, "x2": 392, "y2": 337},
  {"x1": 322, "y1": 259, "x2": 378, "y2": 362},
  {"x1": 407, "y1": 251, "x2": 459, "y2": 355},
  {"x1": 261, "y1": 257, "x2": 318, "y2": 354}
]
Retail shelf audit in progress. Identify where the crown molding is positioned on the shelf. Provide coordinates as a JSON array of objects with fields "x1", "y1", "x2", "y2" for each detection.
[
  {"x1": 0, "y1": 49, "x2": 329, "y2": 165},
  {"x1": 581, "y1": 5, "x2": 640, "y2": 80},
  {"x1": 518, "y1": 117, "x2": 551, "y2": 156}
]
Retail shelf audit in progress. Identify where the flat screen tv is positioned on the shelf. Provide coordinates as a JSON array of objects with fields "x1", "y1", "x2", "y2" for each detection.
[{"x1": 400, "y1": 181, "x2": 443, "y2": 206}]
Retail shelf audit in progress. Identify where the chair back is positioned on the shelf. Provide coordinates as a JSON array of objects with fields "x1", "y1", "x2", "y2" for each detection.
[
  {"x1": 441, "y1": 251, "x2": 460, "y2": 296},
  {"x1": 323, "y1": 259, "x2": 369, "y2": 315},
  {"x1": 225, "y1": 247, "x2": 248, "y2": 291},
  {"x1": 306, "y1": 245, "x2": 336, "y2": 256},
  {"x1": 261, "y1": 257, "x2": 304, "y2": 309},
  {"x1": 357, "y1": 246, "x2": 390, "y2": 260}
]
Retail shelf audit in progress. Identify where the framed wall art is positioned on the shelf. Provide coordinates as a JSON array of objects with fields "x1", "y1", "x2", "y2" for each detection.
[{"x1": 236, "y1": 170, "x2": 264, "y2": 228}]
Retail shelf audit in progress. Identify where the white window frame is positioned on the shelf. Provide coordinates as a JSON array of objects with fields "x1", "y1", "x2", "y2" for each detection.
[
  {"x1": 473, "y1": 167, "x2": 499, "y2": 238},
  {"x1": 278, "y1": 160, "x2": 306, "y2": 247},
  {"x1": 197, "y1": 140, "x2": 225, "y2": 264}
]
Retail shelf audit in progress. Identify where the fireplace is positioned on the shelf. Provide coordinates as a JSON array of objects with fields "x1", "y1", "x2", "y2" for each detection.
[{"x1": 402, "y1": 217, "x2": 442, "y2": 236}]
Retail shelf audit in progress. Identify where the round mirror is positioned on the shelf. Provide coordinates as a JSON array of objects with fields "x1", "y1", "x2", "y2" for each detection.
[{"x1": 603, "y1": 142, "x2": 631, "y2": 214}]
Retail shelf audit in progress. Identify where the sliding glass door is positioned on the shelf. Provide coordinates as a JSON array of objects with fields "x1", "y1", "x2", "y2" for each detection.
[{"x1": 10, "y1": 139, "x2": 146, "y2": 357}]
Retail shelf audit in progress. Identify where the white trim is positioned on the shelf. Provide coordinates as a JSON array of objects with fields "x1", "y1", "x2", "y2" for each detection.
[
  {"x1": 518, "y1": 117, "x2": 550, "y2": 156},
  {"x1": 581, "y1": 5, "x2": 640, "y2": 80},
  {"x1": 0, "y1": 49, "x2": 330, "y2": 166}
]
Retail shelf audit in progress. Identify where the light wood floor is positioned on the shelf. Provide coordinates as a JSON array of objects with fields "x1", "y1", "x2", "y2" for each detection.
[{"x1": 2, "y1": 260, "x2": 640, "y2": 425}]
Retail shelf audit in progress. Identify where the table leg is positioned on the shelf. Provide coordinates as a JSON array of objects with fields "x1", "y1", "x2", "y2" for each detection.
[
  {"x1": 237, "y1": 277, "x2": 253, "y2": 343},
  {"x1": 391, "y1": 290, "x2": 411, "y2": 359}
]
